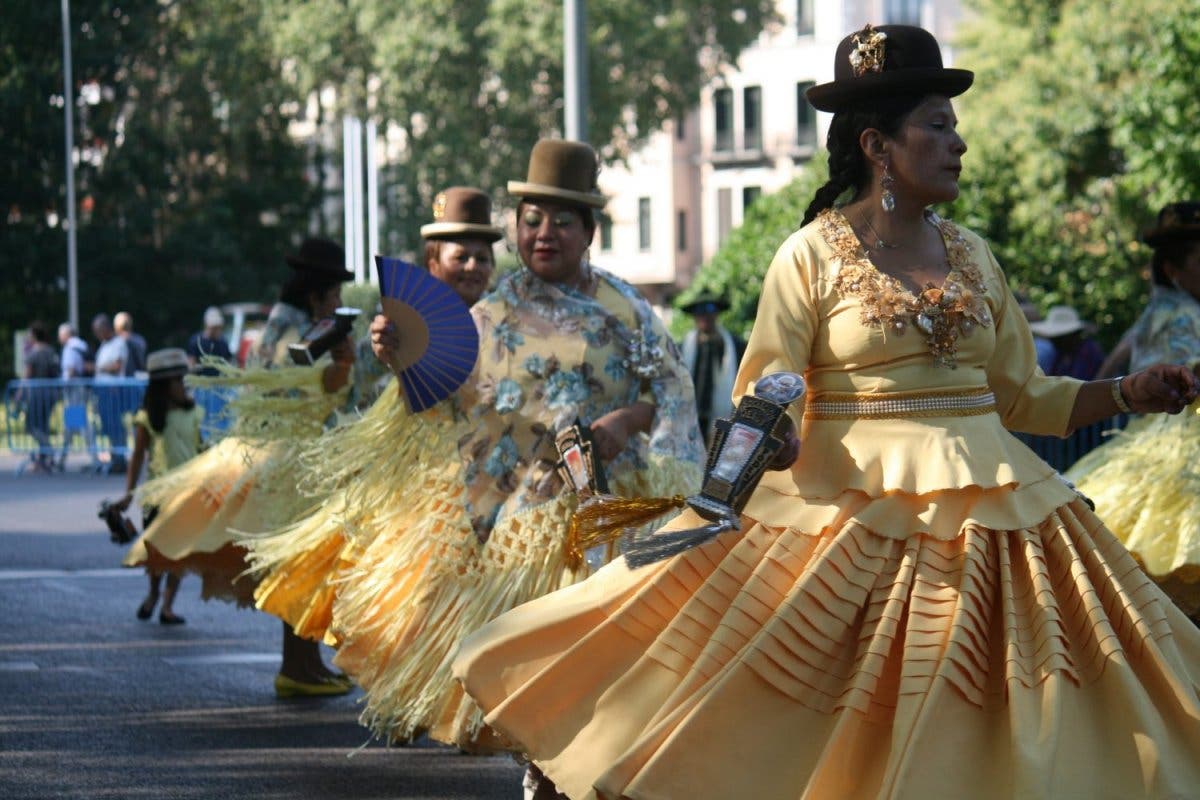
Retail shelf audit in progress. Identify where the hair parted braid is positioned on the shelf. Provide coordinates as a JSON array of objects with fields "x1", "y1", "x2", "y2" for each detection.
[{"x1": 801, "y1": 95, "x2": 925, "y2": 227}]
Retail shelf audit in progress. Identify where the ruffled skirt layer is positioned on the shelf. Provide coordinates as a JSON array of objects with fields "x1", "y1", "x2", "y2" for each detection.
[
  {"x1": 123, "y1": 437, "x2": 312, "y2": 606},
  {"x1": 1069, "y1": 409, "x2": 1200, "y2": 615},
  {"x1": 454, "y1": 494, "x2": 1200, "y2": 800}
]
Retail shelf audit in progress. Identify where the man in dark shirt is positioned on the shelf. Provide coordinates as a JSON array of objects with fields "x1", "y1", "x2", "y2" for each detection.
[
  {"x1": 679, "y1": 294, "x2": 745, "y2": 445},
  {"x1": 186, "y1": 307, "x2": 233, "y2": 376}
]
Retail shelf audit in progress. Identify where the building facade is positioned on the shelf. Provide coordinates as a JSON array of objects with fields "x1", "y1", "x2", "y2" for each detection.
[{"x1": 594, "y1": 0, "x2": 966, "y2": 305}]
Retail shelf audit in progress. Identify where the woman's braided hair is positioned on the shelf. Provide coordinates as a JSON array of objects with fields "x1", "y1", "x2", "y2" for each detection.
[{"x1": 801, "y1": 95, "x2": 926, "y2": 227}]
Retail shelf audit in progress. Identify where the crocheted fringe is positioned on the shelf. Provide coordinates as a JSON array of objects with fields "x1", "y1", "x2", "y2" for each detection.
[
  {"x1": 331, "y1": 453, "x2": 703, "y2": 746},
  {"x1": 188, "y1": 359, "x2": 347, "y2": 444}
]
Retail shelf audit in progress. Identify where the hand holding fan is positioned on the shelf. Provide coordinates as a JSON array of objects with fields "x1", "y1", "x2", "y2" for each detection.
[{"x1": 375, "y1": 255, "x2": 480, "y2": 412}]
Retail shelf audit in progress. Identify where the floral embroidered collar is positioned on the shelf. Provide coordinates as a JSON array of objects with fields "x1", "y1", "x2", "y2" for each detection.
[{"x1": 818, "y1": 208, "x2": 992, "y2": 368}]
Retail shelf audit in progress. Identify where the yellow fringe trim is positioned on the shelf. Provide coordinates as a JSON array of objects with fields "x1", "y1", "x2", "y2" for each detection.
[
  {"x1": 328, "y1": 453, "x2": 701, "y2": 748},
  {"x1": 567, "y1": 493, "x2": 688, "y2": 569}
]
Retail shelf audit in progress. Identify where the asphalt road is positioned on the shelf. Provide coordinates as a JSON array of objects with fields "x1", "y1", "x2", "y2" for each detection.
[{"x1": 0, "y1": 456, "x2": 524, "y2": 800}]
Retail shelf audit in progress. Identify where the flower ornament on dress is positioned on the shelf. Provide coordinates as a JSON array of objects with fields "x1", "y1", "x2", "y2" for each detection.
[
  {"x1": 432, "y1": 191, "x2": 448, "y2": 220},
  {"x1": 821, "y1": 208, "x2": 991, "y2": 368},
  {"x1": 623, "y1": 331, "x2": 666, "y2": 381},
  {"x1": 849, "y1": 24, "x2": 888, "y2": 77}
]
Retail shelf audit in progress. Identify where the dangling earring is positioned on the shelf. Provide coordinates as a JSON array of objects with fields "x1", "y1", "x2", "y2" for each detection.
[{"x1": 880, "y1": 162, "x2": 896, "y2": 213}]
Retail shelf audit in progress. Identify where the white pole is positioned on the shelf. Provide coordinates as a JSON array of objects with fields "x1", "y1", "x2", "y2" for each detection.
[
  {"x1": 61, "y1": 0, "x2": 79, "y2": 330},
  {"x1": 563, "y1": 0, "x2": 588, "y2": 141},
  {"x1": 342, "y1": 116, "x2": 355, "y2": 277},
  {"x1": 350, "y1": 117, "x2": 365, "y2": 283},
  {"x1": 365, "y1": 119, "x2": 379, "y2": 284}
]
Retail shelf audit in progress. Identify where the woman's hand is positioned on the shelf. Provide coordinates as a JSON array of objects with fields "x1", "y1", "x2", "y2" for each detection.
[
  {"x1": 369, "y1": 314, "x2": 402, "y2": 374},
  {"x1": 1122, "y1": 364, "x2": 1200, "y2": 414},
  {"x1": 329, "y1": 334, "x2": 356, "y2": 367},
  {"x1": 768, "y1": 415, "x2": 800, "y2": 470},
  {"x1": 590, "y1": 402, "x2": 655, "y2": 462},
  {"x1": 113, "y1": 492, "x2": 133, "y2": 512},
  {"x1": 321, "y1": 335, "x2": 356, "y2": 393}
]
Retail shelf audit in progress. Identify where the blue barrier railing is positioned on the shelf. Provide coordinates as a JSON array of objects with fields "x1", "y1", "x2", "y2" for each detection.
[
  {"x1": 3, "y1": 378, "x2": 231, "y2": 475},
  {"x1": 1013, "y1": 413, "x2": 1131, "y2": 473}
]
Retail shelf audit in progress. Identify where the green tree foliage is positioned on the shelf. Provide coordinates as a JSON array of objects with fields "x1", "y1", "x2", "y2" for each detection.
[
  {"x1": 263, "y1": 0, "x2": 780, "y2": 255},
  {"x1": 1, "y1": 0, "x2": 316, "y2": 379},
  {"x1": 687, "y1": 1, "x2": 1199, "y2": 347}
]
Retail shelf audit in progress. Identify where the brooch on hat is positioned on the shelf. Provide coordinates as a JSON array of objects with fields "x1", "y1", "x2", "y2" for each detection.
[
  {"x1": 432, "y1": 192, "x2": 448, "y2": 220},
  {"x1": 849, "y1": 24, "x2": 888, "y2": 77}
]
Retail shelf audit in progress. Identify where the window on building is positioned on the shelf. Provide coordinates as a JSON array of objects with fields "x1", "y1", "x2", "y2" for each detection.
[
  {"x1": 676, "y1": 210, "x2": 687, "y2": 252},
  {"x1": 714, "y1": 88, "x2": 733, "y2": 152},
  {"x1": 638, "y1": 197, "x2": 651, "y2": 251},
  {"x1": 743, "y1": 186, "x2": 762, "y2": 213},
  {"x1": 743, "y1": 86, "x2": 762, "y2": 151},
  {"x1": 885, "y1": 0, "x2": 922, "y2": 25},
  {"x1": 717, "y1": 188, "x2": 732, "y2": 245},
  {"x1": 796, "y1": 0, "x2": 814, "y2": 35},
  {"x1": 796, "y1": 81, "x2": 817, "y2": 147},
  {"x1": 598, "y1": 211, "x2": 613, "y2": 251}
]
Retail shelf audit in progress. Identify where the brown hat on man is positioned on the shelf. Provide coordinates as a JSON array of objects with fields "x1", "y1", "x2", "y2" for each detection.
[
  {"x1": 508, "y1": 139, "x2": 606, "y2": 209},
  {"x1": 420, "y1": 187, "x2": 505, "y2": 242},
  {"x1": 1142, "y1": 202, "x2": 1200, "y2": 248},
  {"x1": 806, "y1": 24, "x2": 973, "y2": 113}
]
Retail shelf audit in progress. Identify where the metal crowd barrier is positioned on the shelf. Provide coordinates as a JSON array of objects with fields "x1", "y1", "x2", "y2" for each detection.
[{"x1": 3, "y1": 378, "x2": 232, "y2": 475}]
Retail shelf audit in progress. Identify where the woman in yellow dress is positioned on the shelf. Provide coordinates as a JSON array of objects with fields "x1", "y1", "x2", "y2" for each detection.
[
  {"x1": 289, "y1": 140, "x2": 705, "y2": 752},
  {"x1": 242, "y1": 186, "x2": 504, "y2": 649},
  {"x1": 1069, "y1": 201, "x2": 1200, "y2": 620},
  {"x1": 127, "y1": 236, "x2": 356, "y2": 696},
  {"x1": 453, "y1": 26, "x2": 1200, "y2": 800}
]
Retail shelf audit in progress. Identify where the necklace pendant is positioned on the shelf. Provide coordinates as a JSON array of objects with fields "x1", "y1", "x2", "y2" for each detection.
[{"x1": 915, "y1": 313, "x2": 935, "y2": 335}]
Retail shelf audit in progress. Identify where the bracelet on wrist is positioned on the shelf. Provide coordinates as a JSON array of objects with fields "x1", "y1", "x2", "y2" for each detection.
[{"x1": 1111, "y1": 376, "x2": 1132, "y2": 413}]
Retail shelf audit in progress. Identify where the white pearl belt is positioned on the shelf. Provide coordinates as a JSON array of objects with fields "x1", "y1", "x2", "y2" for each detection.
[{"x1": 804, "y1": 387, "x2": 997, "y2": 420}]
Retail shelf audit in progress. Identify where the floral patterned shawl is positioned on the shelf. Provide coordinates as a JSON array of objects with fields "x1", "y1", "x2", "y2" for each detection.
[
  {"x1": 455, "y1": 266, "x2": 705, "y2": 542},
  {"x1": 1130, "y1": 286, "x2": 1200, "y2": 372}
]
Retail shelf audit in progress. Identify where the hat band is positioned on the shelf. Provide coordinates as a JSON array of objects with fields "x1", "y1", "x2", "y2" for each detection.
[{"x1": 507, "y1": 181, "x2": 606, "y2": 209}]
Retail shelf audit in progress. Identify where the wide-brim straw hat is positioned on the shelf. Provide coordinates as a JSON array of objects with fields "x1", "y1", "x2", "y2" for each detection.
[
  {"x1": 1142, "y1": 201, "x2": 1200, "y2": 248},
  {"x1": 420, "y1": 186, "x2": 505, "y2": 242},
  {"x1": 508, "y1": 139, "x2": 606, "y2": 209},
  {"x1": 147, "y1": 347, "x2": 189, "y2": 379},
  {"x1": 285, "y1": 236, "x2": 354, "y2": 281},
  {"x1": 1028, "y1": 306, "x2": 1095, "y2": 338},
  {"x1": 806, "y1": 24, "x2": 973, "y2": 113}
]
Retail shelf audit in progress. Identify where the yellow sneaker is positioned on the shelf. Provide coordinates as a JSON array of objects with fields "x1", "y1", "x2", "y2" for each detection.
[{"x1": 273, "y1": 673, "x2": 353, "y2": 698}]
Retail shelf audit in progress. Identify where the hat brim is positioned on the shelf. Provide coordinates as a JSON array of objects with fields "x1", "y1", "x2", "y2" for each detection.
[
  {"x1": 507, "y1": 181, "x2": 606, "y2": 209},
  {"x1": 806, "y1": 68, "x2": 974, "y2": 113},
  {"x1": 1028, "y1": 322, "x2": 1092, "y2": 338},
  {"x1": 420, "y1": 222, "x2": 505, "y2": 242},
  {"x1": 150, "y1": 366, "x2": 189, "y2": 380},
  {"x1": 681, "y1": 300, "x2": 730, "y2": 315},
  {"x1": 284, "y1": 255, "x2": 355, "y2": 281},
  {"x1": 1142, "y1": 226, "x2": 1200, "y2": 248}
]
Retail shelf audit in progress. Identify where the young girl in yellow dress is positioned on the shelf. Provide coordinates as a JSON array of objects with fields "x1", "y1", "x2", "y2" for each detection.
[
  {"x1": 117, "y1": 348, "x2": 203, "y2": 624},
  {"x1": 453, "y1": 27, "x2": 1200, "y2": 800}
]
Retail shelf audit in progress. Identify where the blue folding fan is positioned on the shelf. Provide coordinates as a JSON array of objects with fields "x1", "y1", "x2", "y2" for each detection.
[{"x1": 375, "y1": 255, "x2": 480, "y2": 412}]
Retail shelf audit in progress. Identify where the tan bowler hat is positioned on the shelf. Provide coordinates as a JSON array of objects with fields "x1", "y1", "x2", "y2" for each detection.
[
  {"x1": 147, "y1": 348, "x2": 189, "y2": 379},
  {"x1": 507, "y1": 139, "x2": 606, "y2": 209},
  {"x1": 420, "y1": 186, "x2": 504, "y2": 242}
]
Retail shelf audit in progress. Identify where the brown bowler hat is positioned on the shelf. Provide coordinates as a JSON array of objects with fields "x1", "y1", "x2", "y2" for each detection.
[
  {"x1": 1142, "y1": 201, "x2": 1200, "y2": 248},
  {"x1": 508, "y1": 139, "x2": 606, "y2": 209},
  {"x1": 285, "y1": 236, "x2": 354, "y2": 281},
  {"x1": 806, "y1": 24, "x2": 973, "y2": 113},
  {"x1": 420, "y1": 187, "x2": 504, "y2": 243}
]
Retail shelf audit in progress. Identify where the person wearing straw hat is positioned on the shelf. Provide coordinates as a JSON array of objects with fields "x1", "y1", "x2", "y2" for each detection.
[
  {"x1": 1027, "y1": 305, "x2": 1106, "y2": 380},
  {"x1": 453, "y1": 27, "x2": 1200, "y2": 799},
  {"x1": 116, "y1": 349, "x2": 203, "y2": 625},
  {"x1": 299, "y1": 140, "x2": 705, "y2": 751},
  {"x1": 1070, "y1": 201, "x2": 1200, "y2": 623}
]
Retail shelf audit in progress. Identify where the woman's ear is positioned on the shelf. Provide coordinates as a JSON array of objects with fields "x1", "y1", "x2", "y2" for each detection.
[{"x1": 858, "y1": 128, "x2": 889, "y2": 171}]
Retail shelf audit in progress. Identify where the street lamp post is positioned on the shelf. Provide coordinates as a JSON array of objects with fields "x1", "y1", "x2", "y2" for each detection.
[
  {"x1": 61, "y1": 0, "x2": 79, "y2": 330},
  {"x1": 564, "y1": 0, "x2": 588, "y2": 142}
]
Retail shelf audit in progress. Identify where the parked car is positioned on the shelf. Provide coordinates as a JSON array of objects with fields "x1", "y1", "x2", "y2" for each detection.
[{"x1": 219, "y1": 302, "x2": 271, "y2": 367}]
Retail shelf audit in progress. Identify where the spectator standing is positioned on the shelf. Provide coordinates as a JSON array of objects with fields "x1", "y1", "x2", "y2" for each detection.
[
  {"x1": 186, "y1": 307, "x2": 233, "y2": 376},
  {"x1": 1028, "y1": 305, "x2": 1106, "y2": 380},
  {"x1": 114, "y1": 312, "x2": 147, "y2": 376},
  {"x1": 57, "y1": 323, "x2": 90, "y2": 379},
  {"x1": 20, "y1": 321, "x2": 60, "y2": 471},
  {"x1": 679, "y1": 293, "x2": 746, "y2": 444},
  {"x1": 92, "y1": 313, "x2": 131, "y2": 472}
]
